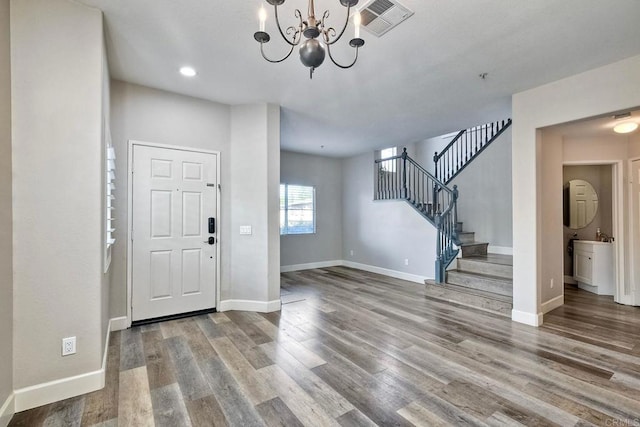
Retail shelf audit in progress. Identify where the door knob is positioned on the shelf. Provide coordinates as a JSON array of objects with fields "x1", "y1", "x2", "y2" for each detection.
[{"x1": 203, "y1": 237, "x2": 215, "y2": 245}]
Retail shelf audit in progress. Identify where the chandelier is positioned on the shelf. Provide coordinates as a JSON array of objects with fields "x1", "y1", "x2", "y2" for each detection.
[{"x1": 253, "y1": 0, "x2": 365, "y2": 78}]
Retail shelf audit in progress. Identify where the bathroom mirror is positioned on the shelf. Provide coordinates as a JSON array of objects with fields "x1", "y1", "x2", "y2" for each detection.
[{"x1": 563, "y1": 179, "x2": 598, "y2": 229}]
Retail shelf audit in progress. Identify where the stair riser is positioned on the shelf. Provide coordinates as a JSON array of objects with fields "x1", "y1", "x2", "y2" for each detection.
[
  {"x1": 424, "y1": 284, "x2": 512, "y2": 317},
  {"x1": 460, "y1": 243, "x2": 488, "y2": 257},
  {"x1": 457, "y1": 232, "x2": 475, "y2": 244},
  {"x1": 446, "y1": 273, "x2": 512, "y2": 297},
  {"x1": 457, "y1": 259, "x2": 513, "y2": 279}
]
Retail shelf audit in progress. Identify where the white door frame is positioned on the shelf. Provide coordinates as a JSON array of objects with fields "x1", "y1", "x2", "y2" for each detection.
[
  {"x1": 562, "y1": 160, "x2": 626, "y2": 304},
  {"x1": 126, "y1": 140, "x2": 221, "y2": 327},
  {"x1": 629, "y1": 156, "x2": 640, "y2": 305}
]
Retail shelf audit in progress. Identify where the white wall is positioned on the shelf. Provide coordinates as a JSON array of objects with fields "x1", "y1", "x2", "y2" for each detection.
[
  {"x1": 280, "y1": 151, "x2": 343, "y2": 267},
  {"x1": 11, "y1": 0, "x2": 107, "y2": 405},
  {"x1": 109, "y1": 81, "x2": 231, "y2": 314},
  {"x1": 512, "y1": 54, "x2": 640, "y2": 325},
  {"x1": 0, "y1": 0, "x2": 13, "y2": 422},
  {"x1": 342, "y1": 149, "x2": 438, "y2": 280},
  {"x1": 229, "y1": 104, "x2": 281, "y2": 307}
]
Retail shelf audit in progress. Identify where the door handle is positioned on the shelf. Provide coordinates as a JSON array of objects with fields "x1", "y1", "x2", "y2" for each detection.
[{"x1": 203, "y1": 237, "x2": 215, "y2": 245}]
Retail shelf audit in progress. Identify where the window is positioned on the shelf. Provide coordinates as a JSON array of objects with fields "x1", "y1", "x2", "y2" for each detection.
[
  {"x1": 280, "y1": 184, "x2": 315, "y2": 235},
  {"x1": 380, "y1": 146, "x2": 397, "y2": 172}
]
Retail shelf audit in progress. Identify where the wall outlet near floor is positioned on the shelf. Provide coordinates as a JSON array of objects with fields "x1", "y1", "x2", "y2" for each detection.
[
  {"x1": 550, "y1": 278, "x2": 554, "y2": 289},
  {"x1": 350, "y1": 250, "x2": 354, "y2": 256},
  {"x1": 404, "y1": 258, "x2": 409, "y2": 266},
  {"x1": 62, "y1": 336, "x2": 76, "y2": 356}
]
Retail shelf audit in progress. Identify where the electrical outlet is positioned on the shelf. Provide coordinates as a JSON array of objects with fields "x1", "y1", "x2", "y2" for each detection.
[
  {"x1": 404, "y1": 258, "x2": 409, "y2": 266},
  {"x1": 350, "y1": 250, "x2": 354, "y2": 256},
  {"x1": 62, "y1": 336, "x2": 76, "y2": 356},
  {"x1": 550, "y1": 278, "x2": 554, "y2": 289}
]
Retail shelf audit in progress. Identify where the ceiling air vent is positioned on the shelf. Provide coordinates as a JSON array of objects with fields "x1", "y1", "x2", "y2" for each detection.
[{"x1": 358, "y1": 0, "x2": 413, "y2": 37}]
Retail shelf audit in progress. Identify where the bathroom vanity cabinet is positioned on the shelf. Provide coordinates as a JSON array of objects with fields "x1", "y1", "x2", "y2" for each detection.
[{"x1": 573, "y1": 240, "x2": 614, "y2": 295}]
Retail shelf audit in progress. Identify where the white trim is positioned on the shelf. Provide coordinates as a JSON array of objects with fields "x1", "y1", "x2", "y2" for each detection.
[
  {"x1": 511, "y1": 309, "x2": 543, "y2": 326},
  {"x1": 541, "y1": 294, "x2": 564, "y2": 314},
  {"x1": 109, "y1": 316, "x2": 128, "y2": 332},
  {"x1": 342, "y1": 261, "x2": 430, "y2": 284},
  {"x1": 563, "y1": 275, "x2": 577, "y2": 285},
  {"x1": 487, "y1": 246, "x2": 513, "y2": 255},
  {"x1": 127, "y1": 140, "x2": 221, "y2": 326},
  {"x1": 218, "y1": 299, "x2": 281, "y2": 312},
  {"x1": 280, "y1": 260, "x2": 343, "y2": 272},
  {"x1": 13, "y1": 316, "x2": 119, "y2": 412},
  {"x1": 0, "y1": 393, "x2": 14, "y2": 427}
]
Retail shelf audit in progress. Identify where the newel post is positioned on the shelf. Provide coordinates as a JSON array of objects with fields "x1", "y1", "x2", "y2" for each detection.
[{"x1": 401, "y1": 147, "x2": 408, "y2": 199}]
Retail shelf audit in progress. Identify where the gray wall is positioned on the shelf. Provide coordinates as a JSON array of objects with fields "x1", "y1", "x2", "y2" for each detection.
[
  {"x1": 11, "y1": 0, "x2": 106, "y2": 391},
  {"x1": 342, "y1": 150, "x2": 438, "y2": 278},
  {"x1": 414, "y1": 128, "x2": 513, "y2": 248},
  {"x1": 0, "y1": 0, "x2": 12, "y2": 418},
  {"x1": 280, "y1": 151, "x2": 343, "y2": 266},
  {"x1": 110, "y1": 81, "x2": 231, "y2": 314},
  {"x1": 563, "y1": 164, "x2": 613, "y2": 275}
]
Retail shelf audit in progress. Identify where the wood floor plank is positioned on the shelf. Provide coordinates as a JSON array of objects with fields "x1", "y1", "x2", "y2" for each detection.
[
  {"x1": 43, "y1": 396, "x2": 85, "y2": 427},
  {"x1": 119, "y1": 327, "x2": 145, "y2": 371},
  {"x1": 199, "y1": 355, "x2": 265, "y2": 427},
  {"x1": 141, "y1": 329, "x2": 176, "y2": 390},
  {"x1": 80, "y1": 334, "x2": 120, "y2": 426},
  {"x1": 117, "y1": 366, "x2": 154, "y2": 427},
  {"x1": 209, "y1": 336, "x2": 277, "y2": 405},
  {"x1": 184, "y1": 394, "x2": 229, "y2": 427},
  {"x1": 163, "y1": 335, "x2": 212, "y2": 401},
  {"x1": 150, "y1": 383, "x2": 192, "y2": 427},
  {"x1": 255, "y1": 397, "x2": 305, "y2": 427}
]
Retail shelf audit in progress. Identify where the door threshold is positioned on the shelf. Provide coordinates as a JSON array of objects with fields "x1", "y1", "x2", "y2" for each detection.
[{"x1": 131, "y1": 307, "x2": 217, "y2": 327}]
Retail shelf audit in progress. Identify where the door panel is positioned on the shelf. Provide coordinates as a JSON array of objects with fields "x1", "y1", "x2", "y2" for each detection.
[
  {"x1": 633, "y1": 159, "x2": 640, "y2": 305},
  {"x1": 132, "y1": 145, "x2": 218, "y2": 321}
]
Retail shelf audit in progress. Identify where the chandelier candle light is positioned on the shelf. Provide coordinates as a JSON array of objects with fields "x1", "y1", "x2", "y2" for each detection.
[{"x1": 254, "y1": 0, "x2": 365, "y2": 78}]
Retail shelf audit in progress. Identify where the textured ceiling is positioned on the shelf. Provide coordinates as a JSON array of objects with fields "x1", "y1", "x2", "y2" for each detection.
[{"x1": 75, "y1": 0, "x2": 640, "y2": 157}]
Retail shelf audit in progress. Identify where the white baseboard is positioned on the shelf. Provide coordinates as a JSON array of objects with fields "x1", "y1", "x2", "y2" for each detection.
[
  {"x1": 342, "y1": 261, "x2": 430, "y2": 284},
  {"x1": 219, "y1": 299, "x2": 281, "y2": 313},
  {"x1": 541, "y1": 294, "x2": 564, "y2": 314},
  {"x1": 511, "y1": 309, "x2": 543, "y2": 327},
  {"x1": 0, "y1": 393, "x2": 14, "y2": 427},
  {"x1": 488, "y1": 246, "x2": 513, "y2": 255},
  {"x1": 280, "y1": 260, "x2": 343, "y2": 273},
  {"x1": 564, "y1": 275, "x2": 577, "y2": 285},
  {"x1": 109, "y1": 316, "x2": 128, "y2": 331},
  {"x1": 13, "y1": 316, "x2": 120, "y2": 412}
]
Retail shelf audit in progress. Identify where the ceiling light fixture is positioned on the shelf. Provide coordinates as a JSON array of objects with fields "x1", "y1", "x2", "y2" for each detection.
[
  {"x1": 179, "y1": 66, "x2": 197, "y2": 77},
  {"x1": 253, "y1": 0, "x2": 365, "y2": 79},
  {"x1": 613, "y1": 121, "x2": 638, "y2": 134}
]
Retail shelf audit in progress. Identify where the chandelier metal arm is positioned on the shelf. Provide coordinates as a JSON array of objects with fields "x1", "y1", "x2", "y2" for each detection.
[
  {"x1": 259, "y1": 42, "x2": 296, "y2": 63},
  {"x1": 326, "y1": 41, "x2": 360, "y2": 69},
  {"x1": 323, "y1": 5, "x2": 351, "y2": 45},
  {"x1": 273, "y1": 5, "x2": 303, "y2": 46}
]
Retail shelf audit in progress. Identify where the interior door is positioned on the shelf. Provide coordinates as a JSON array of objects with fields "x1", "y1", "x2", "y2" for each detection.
[
  {"x1": 569, "y1": 180, "x2": 598, "y2": 228},
  {"x1": 633, "y1": 159, "x2": 640, "y2": 305},
  {"x1": 132, "y1": 145, "x2": 218, "y2": 321}
]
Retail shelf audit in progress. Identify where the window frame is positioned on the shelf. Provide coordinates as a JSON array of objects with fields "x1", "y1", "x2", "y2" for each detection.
[{"x1": 280, "y1": 183, "x2": 316, "y2": 235}]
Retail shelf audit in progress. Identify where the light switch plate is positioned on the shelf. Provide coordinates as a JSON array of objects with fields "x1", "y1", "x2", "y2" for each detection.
[{"x1": 240, "y1": 225, "x2": 252, "y2": 235}]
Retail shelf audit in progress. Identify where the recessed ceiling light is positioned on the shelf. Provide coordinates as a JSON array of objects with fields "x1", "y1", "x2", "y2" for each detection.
[
  {"x1": 613, "y1": 122, "x2": 638, "y2": 134},
  {"x1": 179, "y1": 66, "x2": 197, "y2": 77}
]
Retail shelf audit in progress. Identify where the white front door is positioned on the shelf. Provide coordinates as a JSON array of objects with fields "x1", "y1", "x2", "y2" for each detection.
[
  {"x1": 132, "y1": 144, "x2": 218, "y2": 321},
  {"x1": 632, "y1": 159, "x2": 640, "y2": 305}
]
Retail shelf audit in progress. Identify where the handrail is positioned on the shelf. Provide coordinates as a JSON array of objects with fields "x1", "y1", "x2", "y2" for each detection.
[
  {"x1": 374, "y1": 148, "x2": 459, "y2": 283},
  {"x1": 434, "y1": 119, "x2": 512, "y2": 185}
]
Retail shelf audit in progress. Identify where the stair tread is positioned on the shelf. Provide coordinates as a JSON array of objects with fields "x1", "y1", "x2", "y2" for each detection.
[
  {"x1": 425, "y1": 280, "x2": 512, "y2": 302},
  {"x1": 447, "y1": 270, "x2": 513, "y2": 284},
  {"x1": 459, "y1": 242, "x2": 489, "y2": 247},
  {"x1": 463, "y1": 254, "x2": 513, "y2": 266}
]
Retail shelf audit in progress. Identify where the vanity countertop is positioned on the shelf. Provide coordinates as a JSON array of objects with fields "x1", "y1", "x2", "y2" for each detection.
[{"x1": 574, "y1": 240, "x2": 612, "y2": 245}]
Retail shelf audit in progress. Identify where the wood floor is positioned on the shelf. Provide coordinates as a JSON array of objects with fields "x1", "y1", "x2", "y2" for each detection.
[{"x1": 9, "y1": 267, "x2": 640, "y2": 426}]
